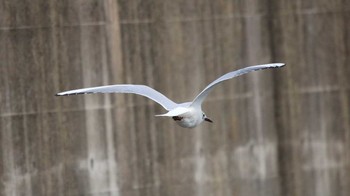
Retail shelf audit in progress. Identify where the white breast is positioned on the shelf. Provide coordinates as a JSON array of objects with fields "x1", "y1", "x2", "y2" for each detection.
[{"x1": 175, "y1": 108, "x2": 203, "y2": 128}]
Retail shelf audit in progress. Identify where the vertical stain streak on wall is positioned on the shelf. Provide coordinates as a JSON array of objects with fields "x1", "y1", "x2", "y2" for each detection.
[
  {"x1": 22, "y1": 115, "x2": 33, "y2": 196},
  {"x1": 103, "y1": 0, "x2": 123, "y2": 195},
  {"x1": 244, "y1": 0, "x2": 275, "y2": 182},
  {"x1": 315, "y1": 100, "x2": 331, "y2": 196},
  {"x1": 194, "y1": 129, "x2": 204, "y2": 196},
  {"x1": 1, "y1": 118, "x2": 17, "y2": 196}
]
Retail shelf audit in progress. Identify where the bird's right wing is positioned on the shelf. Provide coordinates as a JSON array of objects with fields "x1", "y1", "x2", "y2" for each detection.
[
  {"x1": 56, "y1": 84, "x2": 178, "y2": 111},
  {"x1": 190, "y1": 63, "x2": 285, "y2": 108}
]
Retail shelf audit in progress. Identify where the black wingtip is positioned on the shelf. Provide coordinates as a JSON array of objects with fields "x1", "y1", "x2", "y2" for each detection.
[{"x1": 272, "y1": 63, "x2": 285, "y2": 68}]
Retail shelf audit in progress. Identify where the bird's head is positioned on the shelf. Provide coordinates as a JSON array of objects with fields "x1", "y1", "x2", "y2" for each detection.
[{"x1": 202, "y1": 112, "x2": 213, "y2": 123}]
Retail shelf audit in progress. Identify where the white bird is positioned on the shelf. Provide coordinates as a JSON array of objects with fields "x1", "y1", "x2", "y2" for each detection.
[{"x1": 56, "y1": 63, "x2": 285, "y2": 128}]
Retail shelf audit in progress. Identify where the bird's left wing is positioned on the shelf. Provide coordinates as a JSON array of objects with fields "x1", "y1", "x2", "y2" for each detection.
[
  {"x1": 56, "y1": 84, "x2": 178, "y2": 111},
  {"x1": 190, "y1": 63, "x2": 285, "y2": 108}
]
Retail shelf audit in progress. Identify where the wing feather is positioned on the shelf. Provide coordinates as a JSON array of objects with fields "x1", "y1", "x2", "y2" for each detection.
[
  {"x1": 56, "y1": 84, "x2": 178, "y2": 111},
  {"x1": 190, "y1": 63, "x2": 285, "y2": 107}
]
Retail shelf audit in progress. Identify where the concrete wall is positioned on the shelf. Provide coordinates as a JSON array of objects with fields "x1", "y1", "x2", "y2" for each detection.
[{"x1": 0, "y1": 0, "x2": 349, "y2": 196}]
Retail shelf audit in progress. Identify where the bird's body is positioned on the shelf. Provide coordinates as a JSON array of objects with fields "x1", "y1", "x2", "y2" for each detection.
[
  {"x1": 56, "y1": 63, "x2": 285, "y2": 128},
  {"x1": 171, "y1": 107, "x2": 204, "y2": 128}
]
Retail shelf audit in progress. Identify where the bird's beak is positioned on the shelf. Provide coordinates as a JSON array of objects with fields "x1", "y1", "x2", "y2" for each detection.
[{"x1": 204, "y1": 117, "x2": 213, "y2": 123}]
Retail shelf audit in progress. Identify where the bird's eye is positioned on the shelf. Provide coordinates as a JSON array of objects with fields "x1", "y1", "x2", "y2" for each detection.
[{"x1": 202, "y1": 113, "x2": 205, "y2": 118}]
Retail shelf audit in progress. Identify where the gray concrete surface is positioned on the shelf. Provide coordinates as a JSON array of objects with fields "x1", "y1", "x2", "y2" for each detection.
[{"x1": 0, "y1": 0, "x2": 349, "y2": 196}]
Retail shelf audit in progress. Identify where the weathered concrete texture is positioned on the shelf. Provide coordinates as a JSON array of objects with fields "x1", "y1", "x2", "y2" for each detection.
[
  {"x1": 0, "y1": 0, "x2": 349, "y2": 196},
  {"x1": 272, "y1": 1, "x2": 350, "y2": 196}
]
